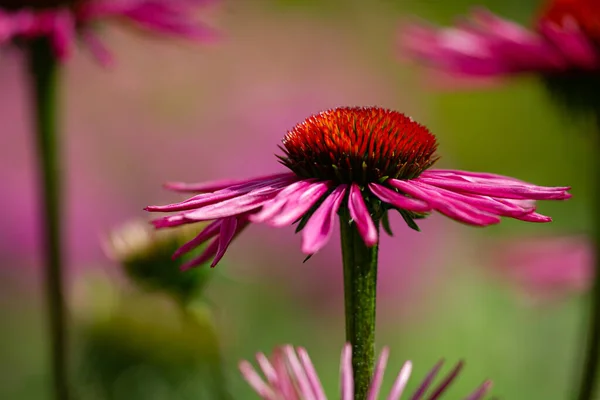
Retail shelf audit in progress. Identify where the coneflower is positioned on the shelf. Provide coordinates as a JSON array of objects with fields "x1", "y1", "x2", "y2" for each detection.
[{"x1": 147, "y1": 106, "x2": 570, "y2": 398}]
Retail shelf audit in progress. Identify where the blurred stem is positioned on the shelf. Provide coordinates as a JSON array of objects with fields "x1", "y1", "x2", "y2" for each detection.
[
  {"x1": 183, "y1": 306, "x2": 231, "y2": 400},
  {"x1": 576, "y1": 119, "x2": 600, "y2": 400},
  {"x1": 27, "y1": 39, "x2": 70, "y2": 400},
  {"x1": 339, "y1": 208, "x2": 379, "y2": 400}
]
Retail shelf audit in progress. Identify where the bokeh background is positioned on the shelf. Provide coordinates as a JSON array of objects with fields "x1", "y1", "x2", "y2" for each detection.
[{"x1": 0, "y1": 0, "x2": 594, "y2": 398}]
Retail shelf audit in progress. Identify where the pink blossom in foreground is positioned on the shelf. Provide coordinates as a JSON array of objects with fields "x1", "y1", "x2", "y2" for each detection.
[
  {"x1": 145, "y1": 106, "x2": 571, "y2": 269},
  {"x1": 239, "y1": 344, "x2": 492, "y2": 399},
  {"x1": 0, "y1": 0, "x2": 217, "y2": 63},
  {"x1": 400, "y1": 1, "x2": 600, "y2": 80},
  {"x1": 490, "y1": 235, "x2": 593, "y2": 303}
]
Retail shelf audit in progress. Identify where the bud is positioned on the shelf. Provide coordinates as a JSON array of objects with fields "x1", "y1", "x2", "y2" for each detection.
[
  {"x1": 75, "y1": 276, "x2": 230, "y2": 399},
  {"x1": 105, "y1": 220, "x2": 213, "y2": 304}
]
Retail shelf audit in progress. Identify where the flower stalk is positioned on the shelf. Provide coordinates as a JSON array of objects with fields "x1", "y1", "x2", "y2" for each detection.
[
  {"x1": 339, "y1": 207, "x2": 379, "y2": 400},
  {"x1": 576, "y1": 118, "x2": 600, "y2": 400},
  {"x1": 27, "y1": 37, "x2": 70, "y2": 400}
]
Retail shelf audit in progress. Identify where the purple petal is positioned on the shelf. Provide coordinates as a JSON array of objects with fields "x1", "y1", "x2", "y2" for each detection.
[
  {"x1": 464, "y1": 380, "x2": 493, "y2": 400},
  {"x1": 348, "y1": 184, "x2": 378, "y2": 247},
  {"x1": 369, "y1": 183, "x2": 431, "y2": 212},
  {"x1": 301, "y1": 185, "x2": 346, "y2": 254},
  {"x1": 410, "y1": 360, "x2": 444, "y2": 400},
  {"x1": 210, "y1": 217, "x2": 237, "y2": 267},
  {"x1": 427, "y1": 361, "x2": 464, "y2": 400},
  {"x1": 180, "y1": 237, "x2": 219, "y2": 270},
  {"x1": 172, "y1": 219, "x2": 222, "y2": 258}
]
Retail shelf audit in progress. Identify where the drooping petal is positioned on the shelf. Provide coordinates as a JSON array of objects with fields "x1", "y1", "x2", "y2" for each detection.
[
  {"x1": 415, "y1": 175, "x2": 570, "y2": 200},
  {"x1": 165, "y1": 173, "x2": 296, "y2": 193},
  {"x1": 369, "y1": 183, "x2": 431, "y2": 212},
  {"x1": 268, "y1": 182, "x2": 331, "y2": 227},
  {"x1": 301, "y1": 185, "x2": 346, "y2": 254},
  {"x1": 180, "y1": 237, "x2": 219, "y2": 271},
  {"x1": 389, "y1": 179, "x2": 501, "y2": 226},
  {"x1": 210, "y1": 216, "x2": 237, "y2": 267},
  {"x1": 250, "y1": 180, "x2": 315, "y2": 223},
  {"x1": 348, "y1": 184, "x2": 378, "y2": 247},
  {"x1": 172, "y1": 219, "x2": 222, "y2": 258},
  {"x1": 146, "y1": 175, "x2": 293, "y2": 212}
]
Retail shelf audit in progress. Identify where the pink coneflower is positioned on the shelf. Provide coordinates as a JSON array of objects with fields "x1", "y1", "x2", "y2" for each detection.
[
  {"x1": 490, "y1": 235, "x2": 593, "y2": 304},
  {"x1": 239, "y1": 344, "x2": 493, "y2": 400},
  {"x1": 146, "y1": 106, "x2": 570, "y2": 270},
  {"x1": 400, "y1": 1, "x2": 600, "y2": 113},
  {"x1": 402, "y1": 0, "x2": 600, "y2": 78},
  {"x1": 0, "y1": 0, "x2": 216, "y2": 63}
]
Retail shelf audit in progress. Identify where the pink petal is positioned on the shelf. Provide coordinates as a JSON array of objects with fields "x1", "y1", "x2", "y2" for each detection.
[
  {"x1": 416, "y1": 176, "x2": 570, "y2": 200},
  {"x1": 268, "y1": 182, "x2": 331, "y2": 227},
  {"x1": 239, "y1": 359, "x2": 277, "y2": 400},
  {"x1": 367, "y1": 347, "x2": 389, "y2": 400},
  {"x1": 389, "y1": 180, "x2": 500, "y2": 226},
  {"x1": 301, "y1": 185, "x2": 346, "y2": 254},
  {"x1": 179, "y1": 237, "x2": 218, "y2": 270},
  {"x1": 348, "y1": 184, "x2": 378, "y2": 247},
  {"x1": 165, "y1": 173, "x2": 295, "y2": 193},
  {"x1": 387, "y1": 361, "x2": 412, "y2": 400},
  {"x1": 340, "y1": 344, "x2": 354, "y2": 400},
  {"x1": 297, "y1": 347, "x2": 327, "y2": 400},
  {"x1": 283, "y1": 346, "x2": 316, "y2": 400},
  {"x1": 210, "y1": 216, "x2": 237, "y2": 267},
  {"x1": 250, "y1": 180, "x2": 314, "y2": 223},
  {"x1": 369, "y1": 183, "x2": 431, "y2": 212},
  {"x1": 172, "y1": 219, "x2": 222, "y2": 258}
]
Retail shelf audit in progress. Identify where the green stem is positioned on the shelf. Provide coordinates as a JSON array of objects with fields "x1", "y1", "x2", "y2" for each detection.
[
  {"x1": 575, "y1": 120, "x2": 600, "y2": 400},
  {"x1": 27, "y1": 39, "x2": 70, "y2": 400},
  {"x1": 339, "y1": 209, "x2": 379, "y2": 400}
]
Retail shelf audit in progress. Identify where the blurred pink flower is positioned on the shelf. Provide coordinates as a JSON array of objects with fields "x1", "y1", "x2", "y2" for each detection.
[
  {"x1": 0, "y1": 0, "x2": 217, "y2": 63},
  {"x1": 146, "y1": 106, "x2": 570, "y2": 269},
  {"x1": 240, "y1": 343, "x2": 492, "y2": 399},
  {"x1": 400, "y1": 1, "x2": 600, "y2": 81},
  {"x1": 490, "y1": 235, "x2": 593, "y2": 303}
]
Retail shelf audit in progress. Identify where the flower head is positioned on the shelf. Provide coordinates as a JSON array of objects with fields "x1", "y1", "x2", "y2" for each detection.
[
  {"x1": 104, "y1": 220, "x2": 214, "y2": 302},
  {"x1": 0, "y1": 0, "x2": 217, "y2": 63},
  {"x1": 239, "y1": 344, "x2": 493, "y2": 400},
  {"x1": 145, "y1": 106, "x2": 570, "y2": 269},
  {"x1": 400, "y1": 2, "x2": 600, "y2": 113}
]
